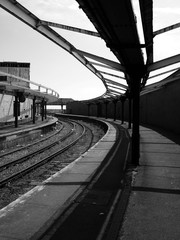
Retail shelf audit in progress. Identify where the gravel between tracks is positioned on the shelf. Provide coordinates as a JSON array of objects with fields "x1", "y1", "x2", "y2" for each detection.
[{"x1": 0, "y1": 119, "x2": 105, "y2": 209}]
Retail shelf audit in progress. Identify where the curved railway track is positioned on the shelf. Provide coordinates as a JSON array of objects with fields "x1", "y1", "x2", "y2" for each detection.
[
  {"x1": 0, "y1": 120, "x2": 85, "y2": 187},
  {"x1": 0, "y1": 120, "x2": 64, "y2": 158},
  {"x1": 0, "y1": 117, "x2": 105, "y2": 209}
]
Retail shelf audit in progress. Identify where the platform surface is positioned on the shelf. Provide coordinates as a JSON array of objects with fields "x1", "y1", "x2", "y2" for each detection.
[
  {"x1": 119, "y1": 125, "x2": 180, "y2": 240},
  {"x1": 1, "y1": 121, "x2": 180, "y2": 240},
  {"x1": 0, "y1": 116, "x2": 57, "y2": 138},
  {"x1": 0, "y1": 121, "x2": 116, "y2": 240}
]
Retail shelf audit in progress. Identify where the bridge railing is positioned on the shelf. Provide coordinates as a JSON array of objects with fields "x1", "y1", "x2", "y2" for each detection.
[{"x1": 0, "y1": 71, "x2": 59, "y2": 99}]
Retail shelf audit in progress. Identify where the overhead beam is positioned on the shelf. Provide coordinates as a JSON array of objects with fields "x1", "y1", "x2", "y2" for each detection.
[
  {"x1": 106, "y1": 92, "x2": 118, "y2": 97},
  {"x1": 0, "y1": 0, "x2": 109, "y2": 90},
  {"x1": 76, "y1": 49, "x2": 125, "y2": 72},
  {"x1": 76, "y1": 0, "x2": 144, "y2": 66},
  {"x1": 39, "y1": 20, "x2": 100, "y2": 37},
  {"x1": 148, "y1": 67, "x2": 180, "y2": 80},
  {"x1": 90, "y1": 61, "x2": 121, "y2": 71},
  {"x1": 148, "y1": 54, "x2": 180, "y2": 72},
  {"x1": 142, "y1": 68, "x2": 180, "y2": 96},
  {"x1": 107, "y1": 84, "x2": 125, "y2": 92},
  {"x1": 100, "y1": 71, "x2": 125, "y2": 80},
  {"x1": 0, "y1": 0, "x2": 70, "y2": 51},
  {"x1": 153, "y1": 22, "x2": 180, "y2": 37},
  {"x1": 104, "y1": 78, "x2": 128, "y2": 89},
  {"x1": 108, "y1": 89, "x2": 122, "y2": 95},
  {"x1": 139, "y1": 0, "x2": 153, "y2": 64}
]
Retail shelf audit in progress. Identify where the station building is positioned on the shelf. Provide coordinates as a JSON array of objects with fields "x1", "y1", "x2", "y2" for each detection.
[{"x1": 0, "y1": 62, "x2": 33, "y2": 123}]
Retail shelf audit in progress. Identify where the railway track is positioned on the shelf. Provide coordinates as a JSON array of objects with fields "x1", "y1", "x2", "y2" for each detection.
[
  {"x1": 0, "y1": 120, "x2": 85, "y2": 187},
  {"x1": 0, "y1": 118, "x2": 105, "y2": 209},
  {"x1": 0, "y1": 120, "x2": 64, "y2": 158}
]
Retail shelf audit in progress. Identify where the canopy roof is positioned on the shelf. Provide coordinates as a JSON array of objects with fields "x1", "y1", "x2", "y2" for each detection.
[{"x1": 1, "y1": 0, "x2": 180, "y2": 103}]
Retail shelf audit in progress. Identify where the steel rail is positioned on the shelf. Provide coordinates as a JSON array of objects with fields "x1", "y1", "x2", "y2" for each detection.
[
  {"x1": 0, "y1": 121, "x2": 64, "y2": 158},
  {"x1": 0, "y1": 122, "x2": 74, "y2": 171},
  {"x1": 0, "y1": 121, "x2": 86, "y2": 187}
]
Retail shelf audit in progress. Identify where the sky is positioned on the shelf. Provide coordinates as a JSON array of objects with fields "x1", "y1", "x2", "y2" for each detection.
[{"x1": 0, "y1": 0, "x2": 180, "y2": 100}]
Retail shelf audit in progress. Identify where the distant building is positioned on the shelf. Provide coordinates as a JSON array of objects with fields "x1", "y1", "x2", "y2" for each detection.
[
  {"x1": 47, "y1": 98, "x2": 74, "y2": 113},
  {"x1": 0, "y1": 62, "x2": 32, "y2": 123},
  {"x1": 0, "y1": 61, "x2": 30, "y2": 88}
]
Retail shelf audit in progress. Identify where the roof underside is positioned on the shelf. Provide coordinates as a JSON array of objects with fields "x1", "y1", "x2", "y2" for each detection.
[
  {"x1": 75, "y1": 0, "x2": 154, "y2": 102},
  {"x1": 2, "y1": 0, "x2": 180, "y2": 103},
  {"x1": 77, "y1": 0, "x2": 146, "y2": 68}
]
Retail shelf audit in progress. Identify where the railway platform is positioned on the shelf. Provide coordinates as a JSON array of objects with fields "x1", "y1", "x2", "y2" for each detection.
[
  {"x1": 0, "y1": 118, "x2": 180, "y2": 239},
  {"x1": 0, "y1": 118, "x2": 120, "y2": 240},
  {"x1": 0, "y1": 116, "x2": 58, "y2": 150},
  {"x1": 118, "y1": 124, "x2": 180, "y2": 240}
]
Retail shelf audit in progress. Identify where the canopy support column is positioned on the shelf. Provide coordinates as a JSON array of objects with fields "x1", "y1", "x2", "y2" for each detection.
[
  {"x1": 87, "y1": 103, "x2": 91, "y2": 116},
  {"x1": 41, "y1": 99, "x2": 44, "y2": 121},
  {"x1": 14, "y1": 95, "x2": 19, "y2": 128},
  {"x1": 44, "y1": 100, "x2": 47, "y2": 119},
  {"x1": 131, "y1": 75, "x2": 141, "y2": 165},
  {"x1": 128, "y1": 97, "x2": 132, "y2": 129},
  {"x1": 120, "y1": 95, "x2": 126, "y2": 124},
  {"x1": 33, "y1": 97, "x2": 36, "y2": 124},
  {"x1": 96, "y1": 102, "x2": 101, "y2": 118},
  {"x1": 105, "y1": 101, "x2": 108, "y2": 119},
  {"x1": 113, "y1": 99, "x2": 117, "y2": 121}
]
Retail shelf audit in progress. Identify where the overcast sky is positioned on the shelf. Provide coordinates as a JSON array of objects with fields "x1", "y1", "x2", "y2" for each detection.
[{"x1": 1, "y1": 0, "x2": 180, "y2": 100}]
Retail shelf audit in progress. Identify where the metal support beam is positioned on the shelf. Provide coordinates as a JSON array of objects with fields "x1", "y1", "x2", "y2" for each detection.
[
  {"x1": 33, "y1": 97, "x2": 36, "y2": 124},
  {"x1": 44, "y1": 100, "x2": 47, "y2": 119},
  {"x1": 41, "y1": 100, "x2": 44, "y2": 121},
  {"x1": 100, "y1": 71, "x2": 125, "y2": 80},
  {"x1": 120, "y1": 97, "x2": 126, "y2": 124},
  {"x1": 113, "y1": 99, "x2": 117, "y2": 121},
  {"x1": 131, "y1": 76, "x2": 141, "y2": 165},
  {"x1": 153, "y1": 22, "x2": 180, "y2": 37},
  {"x1": 40, "y1": 20, "x2": 100, "y2": 37},
  {"x1": 104, "y1": 78, "x2": 128, "y2": 89},
  {"x1": 89, "y1": 61, "x2": 121, "y2": 71},
  {"x1": 76, "y1": 49, "x2": 125, "y2": 72},
  {"x1": 0, "y1": 0, "x2": 108, "y2": 90},
  {"x1": 14, "y1": 95, "x2": 18, "y2": 128},
  {"x1": 105, "y1": 101, "x2": 108, "y2": 119},
  {"x1": 60, "y1": 104, "x2": 63, "y2": 112},
  {"x1": 107, "y1": 85, "x2": 125, "y2": 92},
  {"x1": 148, "y1": 54, "x2": 180, "y2": 72},
  {"x1": 109, "y1": 89, "x2": 123, "y2": 95},
  {"x1": 121, "y1": 100, "x2": 124, "y2": 124},
  {"x1": 87, "y1": 103, "x2": 91, "y2": 116},
  {"x1": 96, "y1": 102, "x2": 101, "y2": 118},
  {"x1": 139, "y1": 0, "x2": 153, "y2": 65},
  {"x1": 128, "y1": 97, "x2": 132, "y2": 129},
  {"x1": 148, "y1": 66, "x2": 180, "y2": 80}
]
